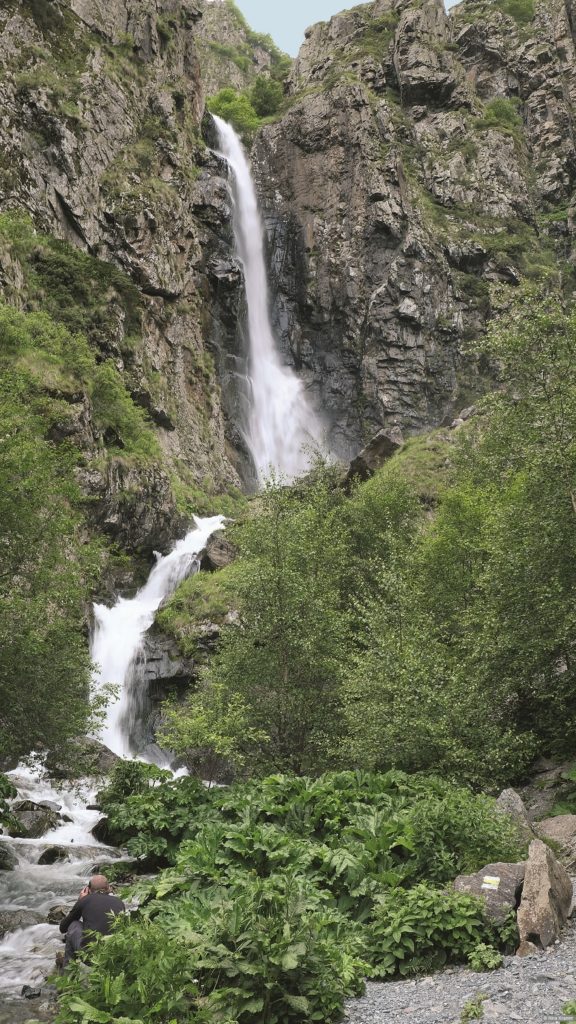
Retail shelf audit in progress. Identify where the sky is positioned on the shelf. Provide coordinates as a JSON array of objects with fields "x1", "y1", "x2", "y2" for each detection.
[{"x1": 236, "y1": 0, "x2": 459, "y2": 56}]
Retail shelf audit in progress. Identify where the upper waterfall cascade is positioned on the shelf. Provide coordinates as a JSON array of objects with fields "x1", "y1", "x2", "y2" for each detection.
[{"x1": 213, "y1": 115, "x2": 325, "y2": 485}]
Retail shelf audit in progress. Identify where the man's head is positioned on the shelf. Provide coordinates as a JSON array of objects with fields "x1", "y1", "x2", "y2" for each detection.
[{"x1": 89, "y1": 874, "x2": 110, "y2": 893}]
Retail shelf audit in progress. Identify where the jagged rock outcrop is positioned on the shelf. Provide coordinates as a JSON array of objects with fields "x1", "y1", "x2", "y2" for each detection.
[
  {"x1": 252, "y1": 0, "x2": 576, "y2": 457},
  {"x1": 516, "y1": 838, "x2": 573, "y2": 949},
  {"x1": 0, "y1": 0, "x2": 243, "y2": 553},
  {"x1": 195, "y1": 0, "x2": 276, "y2": 95}
]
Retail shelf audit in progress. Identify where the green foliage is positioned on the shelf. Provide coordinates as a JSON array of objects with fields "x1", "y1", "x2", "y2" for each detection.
[
  {"x1": 563, "y1": 1001, "x2": 576, "y2": 1023},
  {"x1": 56, "y1": 769, "x2": 521, "y2": 1023},
  {"x1": 474, "y1": 98, "x2": 523, "y2": 139},
  {"x1": 367, "y1": 884, "x2": 514, "y2": 978},
  {"x1": 0, "y1": 773, "x2": 19, "y2": 833},
  {"x1": 0, "y1": 213, "x2": 141, "y2": 341},
  {"x1": 0, "y1": 364, "x2": 100, "y2": 761},
  {"x1": 461, "y1": 994, "x2": 487, "y2": 1022},
  {"x1": 467, "y1": 943, "x2": 503, "y2": 971},
  {"x1": 250, "y1": 76, "x2": 283, "y2": 117},
  {"x1": 156, "y1": 562, "x2": 240, "y2": 654},
  {"x1": 183, "y1": 470, "x2": 352, "y2": 775},
  {"x1": 495, "y1": 0, "x2": 535, "y2": 25},
  {"x1": 91, "y1": 362, "x2": 160, "y2": 459},
  {"x1": 208, "y1": 87, "x2": 260, "y2": 140}
]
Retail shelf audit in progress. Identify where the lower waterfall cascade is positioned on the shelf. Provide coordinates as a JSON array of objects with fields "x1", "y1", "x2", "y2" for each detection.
[{"x1": 0, "y1": 115, "x2": 326, "y2": 1002}]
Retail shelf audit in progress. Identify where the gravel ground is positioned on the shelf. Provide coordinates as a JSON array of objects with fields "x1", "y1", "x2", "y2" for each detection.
[{"x1": 345, "y1": 887, "x2": 576, "y2": 1024}]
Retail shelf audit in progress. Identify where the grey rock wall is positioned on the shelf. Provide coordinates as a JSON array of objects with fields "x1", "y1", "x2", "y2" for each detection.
[{"x1": 251, "y1": 0, "x2": 576, "y2": 457}]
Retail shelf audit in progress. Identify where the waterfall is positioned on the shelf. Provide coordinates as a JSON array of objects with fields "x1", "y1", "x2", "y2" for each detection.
[
  {"x1": 213, "y1": 115, "x2": 324, "y2": 485},
  {"x1": 92, "y1": 515, "x2": 225, "y2": 757}
]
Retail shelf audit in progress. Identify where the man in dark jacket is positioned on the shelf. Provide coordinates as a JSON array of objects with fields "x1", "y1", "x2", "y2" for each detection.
[{"x1": 59, "y1": 873, "x2": 125, "y2": 964}]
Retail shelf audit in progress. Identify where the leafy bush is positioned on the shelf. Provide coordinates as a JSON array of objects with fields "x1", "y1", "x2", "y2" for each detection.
[
  {"x1": 208, "y1": 87, "x2": 260, "y2": 140},
  {"x1": 467, "y1": 943, "x2": 503, "y2": 971},
  {"x1": 366, "y1": 884, "x2": 515, "y2": 977},
  {"x1": 496, "y1": 0, "x2": 535, "y2": 25},
  {"x1": 56, "y1": 769, "x2": 524, "y2": 1023},
  {"x1": 250, "y1": 77, "x2": 283, "y2": 117}
]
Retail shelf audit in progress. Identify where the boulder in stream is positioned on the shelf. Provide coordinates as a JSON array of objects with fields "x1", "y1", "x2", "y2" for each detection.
[
  {"x1": 0, "y1": 844, "x2": 17, "y2": 870},
  {"x1": 45, "y1": 736, "x2": 119, "y2": 780},
  {"x1": 47, "y1": 904, "x2": 71, "y2": 924},
  {"x1": 0, "y1": 909, "x2": 44, "y2": 938},
  {"x1": 38, "y1": 846, "x2": 70, "y2": 865},
  {"x1": 12, "y1": 802, "x2": 61, "y2": 839}
]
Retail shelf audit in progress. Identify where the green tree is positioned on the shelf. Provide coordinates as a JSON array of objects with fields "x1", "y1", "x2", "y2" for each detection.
[
  {"x1": 207, "y1": 87, "x2": 260, "y2": 140},
  {"x1": 169, "y1": 471, "x2": 351, "y2": 775},
  {"x1": 0, "y1": 371, "x2": 99, "y2": 761},
  {"x1": 250, "y1": 76, "x2": 283, "y2": 117}
]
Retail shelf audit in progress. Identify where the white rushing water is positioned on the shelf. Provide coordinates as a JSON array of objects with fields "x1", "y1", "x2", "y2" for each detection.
[
  {"x1": 213, "y1": 115, "x2": 324, "y2": 484},
  {"x1": 0, "y1": 763, "x2": 110, "y2": 996},
  {"x1": 92, "y1": 514, "x2": 225, "y2": 757},
  {"x1": 0, "y1": 516, "x2": 225, "y2": 998}
]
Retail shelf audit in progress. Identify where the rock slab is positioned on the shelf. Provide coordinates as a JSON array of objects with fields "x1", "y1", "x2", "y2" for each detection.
[
  {"x1": 454, "y1": 861, "x2": 525, "y2": 924},
  {"x1": 536, "y1": 814, "x2": 576, "y2": 869},
  {"x1": 517, "y1": 839, "x2": 573, "y2": 949}
]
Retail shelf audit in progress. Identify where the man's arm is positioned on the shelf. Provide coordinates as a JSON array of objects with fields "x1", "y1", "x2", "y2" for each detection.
[{"x1": 59, "y1": 897, "x2": 86, "y2": 934}]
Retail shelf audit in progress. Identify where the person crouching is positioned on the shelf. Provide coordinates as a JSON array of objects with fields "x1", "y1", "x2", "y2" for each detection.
[{"x1": 59, "y1": 873, "x2": 125, "y2": 965}]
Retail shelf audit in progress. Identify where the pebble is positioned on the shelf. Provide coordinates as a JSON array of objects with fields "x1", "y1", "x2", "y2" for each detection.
[{"x1": 345, "y1": 884, "x2": 576, "y2": 1024}]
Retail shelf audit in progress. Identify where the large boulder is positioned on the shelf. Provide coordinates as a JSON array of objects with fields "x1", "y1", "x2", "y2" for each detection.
[
  {"x1": 45, "y1": 737, "x2": 119, "y2": 780},
  {"x1": 12, "y1": 802, "x2": 60, "y2": 839},
  {"x1": 91, "y1": 817, "x2": 113, "y2": 844},
  {"x1": 345, "y1": 429, "x2": 404, "y2": 487},
  {"x1": 536, "y1": 815, "x2": 576, "y2": 869},
  {"x1": 0, "y1": 909, "x2": 44, "y2": 938},
  {"x1": 38, "y1": 846, "x2": 70, "y2": 866},
  {"x1": 495, "y1": 788, "x2": 536, "y2": 845},
  {"x1": 0, "y1": 843, "x2": 18, "y2": 870},
  {"x1": 453, "y1": 861, "x2": 526, "y2": 924},
  {"x1": 516, "y1": 838, "x2": 573, "y2": 949},
  {"x1": 47, "y1": 904, "x2": 71, "y2": 924},
  {"x1": 200, "y1": 531, "x2": 236, "y2": 572}
]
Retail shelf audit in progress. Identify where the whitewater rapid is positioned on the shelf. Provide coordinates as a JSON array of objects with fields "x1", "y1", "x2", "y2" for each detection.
[{"x1": 213, "y1": 115, "x2": 324, "y2": 484}]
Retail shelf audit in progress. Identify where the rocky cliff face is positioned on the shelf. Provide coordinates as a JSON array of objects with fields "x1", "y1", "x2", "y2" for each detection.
[
  {"x1": 195, "y1": 0, "x2": 275, "y2": 95},
  {"x1": 252, "y1": 0, "x2": 576, "y2": 457},
  {"x1": 0, "y1": 0, "x2": 244, "y2": 555},
  {"x1": 3, "y1": 0, "x2": 576, "y2": 547}
]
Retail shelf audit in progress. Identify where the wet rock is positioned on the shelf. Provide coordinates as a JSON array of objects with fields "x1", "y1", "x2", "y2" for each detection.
[
  {"x1": 38, "y1": 846, "x2": 70, "y2": 866},
  {"x1": 517, "y1": 839, "x2": 573, "y2": 949},
  {"x1": 454, "y1": 861, "x2": 525, "y2": 924},
  {"x1": 496, "y1": 788, "x2": 536, "y2": 844},
  {"x1": 0, "y1": 844, "x2": 17, "y2": 870},
  {"x1": 21, "y1": 986, "x2": 42, "y2": 1000},
  {"x1": 0, "y1": 910, "x2": 44, "y2": 938},
  {"x1": 91, "y1": 817, "x2": 112, "y2": 844},
  {"x1": 45, "y1": 737, "x2": 119, "y2": 780},
  {"x1": 12, "y1": 803, "x2": 60, "y2": 839},
  {"x1": 46, "y1": 905, "x2": 71, "y2": 924}
]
